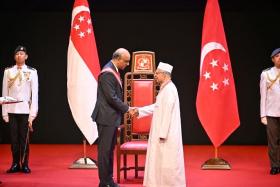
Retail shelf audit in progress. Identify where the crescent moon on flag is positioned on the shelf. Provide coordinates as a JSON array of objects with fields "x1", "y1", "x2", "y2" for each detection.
[
  {"x1": 200, "y1": 42, "x2": 226, "y2": 74},
  {"x1": 71, "y1": 6, "x2": 90, "y2": 25}
]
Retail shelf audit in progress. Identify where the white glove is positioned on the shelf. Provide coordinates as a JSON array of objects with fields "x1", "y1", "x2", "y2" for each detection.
[
  {"x1": 261, "y1": 117, "x2": 267, "y2": 125},
  {"x1": 28, "y1": 116, "x2": 35, "y2": 123},
  {"x1": 3, "y1": 116, "x2": 9, "y2": 123}
]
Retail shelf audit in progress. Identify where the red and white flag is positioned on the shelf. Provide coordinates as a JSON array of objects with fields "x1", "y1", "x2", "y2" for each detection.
[
  {"x1": 67, "y1": 0, "x2": 100, "y2": 145},
  {"x1": 196, "y1": 0, "x2": 240, "y2": 148}
]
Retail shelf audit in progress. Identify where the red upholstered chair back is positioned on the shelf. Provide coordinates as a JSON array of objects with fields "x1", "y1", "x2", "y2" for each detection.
[
  {"x1": 124, "y1": 72, "x2": 159, "y2": 141},
  {"x1": 131, "y1": 79, "x2": 154, "y2": 133}
]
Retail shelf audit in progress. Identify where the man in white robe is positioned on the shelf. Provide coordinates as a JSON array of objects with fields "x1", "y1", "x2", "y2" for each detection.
[{"x1": 131, "y1": 62, "x2": 186, "y2": 187}]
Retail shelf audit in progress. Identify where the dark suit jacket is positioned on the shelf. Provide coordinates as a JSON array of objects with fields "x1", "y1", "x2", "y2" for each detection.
[{"x1": 92, "y1": 61, "x2": 129, "y2": 127}]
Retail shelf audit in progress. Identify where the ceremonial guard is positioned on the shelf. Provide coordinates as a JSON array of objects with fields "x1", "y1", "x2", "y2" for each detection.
[
  {"x1": 2, "y1": 45, "x2": 38, "y2": 174},
  {"x1": 260, "y1": 48, "x2": 280, "y2": 175}
]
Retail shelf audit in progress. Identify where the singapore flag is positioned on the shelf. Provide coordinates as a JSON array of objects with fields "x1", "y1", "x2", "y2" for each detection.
[
  {"x1": 196, "y1": 0, "x2": 240, "y2": 148},
  {"x1": 67, "y1": 0, "x2": 100, "y2": 145}
]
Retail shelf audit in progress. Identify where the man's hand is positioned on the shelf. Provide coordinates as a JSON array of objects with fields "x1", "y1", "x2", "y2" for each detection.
[
  {"x1": 128, "y1": 108, "x2": 139, "y2": 117},
  {"x1": 261, "y1": 117, "x2": 268, "y2": 125},
  {"x1": 28, "y1": 119, "x2": 34, "y2": 132}
]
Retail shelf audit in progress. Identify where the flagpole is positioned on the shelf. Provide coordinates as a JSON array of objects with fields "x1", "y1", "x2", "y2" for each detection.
[
  {"x1": 83, "y1": 139, "x2": 88, "y2": 164},
  {"x1": 69, "y1": 138, "x2": 97, "y2": 169},
  {"x1": 201, "y1": 146, "x2": 231, "y2": 170},
  {"x1": 67, "y1": 0, "x2": 100, "y2": 170},
  {"x1": 215, "y1": 147, "x2": 218, "y2": 158}
]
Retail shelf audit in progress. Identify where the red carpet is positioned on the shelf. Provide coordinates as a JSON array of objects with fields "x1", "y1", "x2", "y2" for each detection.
[{"x1": 0, "y1": 144, "x2": 279, "y2": 187}]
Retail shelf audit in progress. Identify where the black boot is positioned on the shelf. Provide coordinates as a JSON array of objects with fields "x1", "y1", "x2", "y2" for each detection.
[
  {"x1": 270, "y1": 167, "x2": 280, "y2": 175},
  {"x1": 6, "y1": 163, "x2": 21, "y2": 173},
  {"x1": 21, "y1": 165, "x2": 31, "y2": 173}
]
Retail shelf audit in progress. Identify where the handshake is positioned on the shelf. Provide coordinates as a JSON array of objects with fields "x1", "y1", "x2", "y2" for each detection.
[{"x1": 128, "y1": 107, "x2": 139, "y2": 117}]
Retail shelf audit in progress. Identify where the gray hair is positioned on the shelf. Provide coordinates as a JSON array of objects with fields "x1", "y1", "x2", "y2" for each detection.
[
  {"x1": 112, "y1": 50, "x2": 122, "y2": 59},
  {"x1": 112, "y1": 48, "x2": 129, "y2": 59},
  {"x1": 162, "y1": 71, "x2": 172, "y2": 77}
]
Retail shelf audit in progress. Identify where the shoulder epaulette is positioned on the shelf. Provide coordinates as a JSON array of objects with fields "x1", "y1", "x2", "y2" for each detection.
[
  {"x1": 27, "y1": 66, "x2": 36, "y2": 70},
  {"x1": 5, "y1": 65, "x2": 13, "y2": 70},
  {"x1": 262, "y1": 67, "x2": 271, "y2": 72}
]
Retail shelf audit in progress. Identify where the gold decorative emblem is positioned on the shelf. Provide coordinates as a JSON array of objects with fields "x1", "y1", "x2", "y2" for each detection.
[
  {"x1": 23, "y1": 71, "x2": 31, "y2": 80},
  {"x1": 266, "y1": 71, "x2": 280, "y2": 90},
  {"x1": 131, "y1": 51, "x2": 155, "y2": 73},
  {"x1": 7, "y1": 69, "x2": 22, "y2": 88},
  {"x1": 135, "y1": 56, "x2": 151, "y2": 70}
]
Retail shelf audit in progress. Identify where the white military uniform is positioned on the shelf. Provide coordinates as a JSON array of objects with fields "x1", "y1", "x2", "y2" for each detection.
[
  {"x1": 2, "y1": 64, "x2": 38, "y2": 167},
  {"x1": 260, "y1": 66, "x2": 280, "y2": 118},
  {"x1": 260, "y1": 66, "x2": 280, "y2": 168},
  {"x1": 2, "y1": 64, "x2": 38, "y2": 120}
]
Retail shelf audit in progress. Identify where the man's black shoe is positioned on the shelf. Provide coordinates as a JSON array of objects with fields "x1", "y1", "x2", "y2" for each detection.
[
  {"x1": 21, "y1": 166, "x2": 31, "y2": 173},
  {"x1": 103, "y1": 183, "x2": 119, "y2": 187},
  {"x1": 112, "y1": 183, "x2": 120, "y2": 187},
  {"x1": 6, "y1": 163, "x2": 21, "y2": 173},
  {"x1": 270, "y1": 167, "x2": 280, "y2": 175}
]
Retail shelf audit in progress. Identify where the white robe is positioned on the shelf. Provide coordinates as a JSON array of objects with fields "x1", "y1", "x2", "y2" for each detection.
[{"x1": 138, "y1": 81, "x2": 186, "y2": 187}]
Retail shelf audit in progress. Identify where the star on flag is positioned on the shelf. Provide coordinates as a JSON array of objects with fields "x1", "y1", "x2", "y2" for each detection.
[
  {"x1": 72, "y1": 13, "x2": 93, "y2": 40},
  {"x1": 202, "y1": 57, "x2": 231, "y2": 91}
]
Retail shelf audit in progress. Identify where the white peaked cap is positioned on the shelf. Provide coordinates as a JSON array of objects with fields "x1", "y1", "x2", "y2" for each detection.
[{"x1": 157, "y1": 62, "x2": 173, "y2": 73}]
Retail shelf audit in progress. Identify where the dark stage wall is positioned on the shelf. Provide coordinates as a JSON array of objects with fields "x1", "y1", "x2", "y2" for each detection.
[{"x1": 0, "y1": 0, "x2": 279, "y2": 144}]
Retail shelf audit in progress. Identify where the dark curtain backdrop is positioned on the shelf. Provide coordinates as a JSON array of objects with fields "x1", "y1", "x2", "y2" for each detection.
[{"x1": 0, "y1": 0, "x2": 279, "y2": 144}]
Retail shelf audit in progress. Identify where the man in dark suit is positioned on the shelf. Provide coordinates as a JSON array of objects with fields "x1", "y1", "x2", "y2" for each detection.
[{"x1": 92, "y1": 48, "x2": 131, "y2": 187}]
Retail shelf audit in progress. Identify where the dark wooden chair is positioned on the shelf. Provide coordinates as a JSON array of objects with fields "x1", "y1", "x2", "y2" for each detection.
[{"x1": 116, "y1": 71, "x2": 159, "y2": 183}]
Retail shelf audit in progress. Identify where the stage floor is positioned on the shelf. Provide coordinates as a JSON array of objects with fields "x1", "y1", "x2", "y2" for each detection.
[{"x1": 0, "y1": 144, "x2": 279, "y2": 187}]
